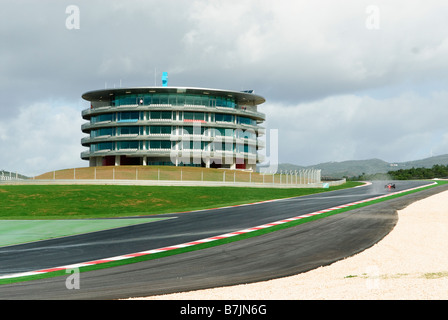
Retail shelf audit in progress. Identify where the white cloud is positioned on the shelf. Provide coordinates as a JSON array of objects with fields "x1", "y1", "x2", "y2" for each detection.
[{"x1": 0, "y1": 102, "x2": 85, "y2": 176}]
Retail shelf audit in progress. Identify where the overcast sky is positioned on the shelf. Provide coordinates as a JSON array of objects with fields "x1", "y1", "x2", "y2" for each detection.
[{"x1": 1, "y1": 0, "x2": 448, "y2": 176}]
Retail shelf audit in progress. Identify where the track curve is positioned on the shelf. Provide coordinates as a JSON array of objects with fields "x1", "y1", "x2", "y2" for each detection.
[{"x1": 0, "y1": 180, "x2": 444, "y2": 299}]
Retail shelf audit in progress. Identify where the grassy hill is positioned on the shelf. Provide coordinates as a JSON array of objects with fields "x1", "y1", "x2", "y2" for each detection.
[{"x1": 33, "y1": 165, "x2": 320, "y2": 184}]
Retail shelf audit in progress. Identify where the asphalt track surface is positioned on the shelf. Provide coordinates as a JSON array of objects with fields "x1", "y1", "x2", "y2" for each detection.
[{"x1": 0, "y1": 180, "x2": 445, "y2": 300}]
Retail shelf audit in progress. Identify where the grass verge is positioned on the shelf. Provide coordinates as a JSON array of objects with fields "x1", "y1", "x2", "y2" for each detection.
[
  {"x1": 0, "y1": 218, "x2": 170, "y2": 247},
  {"x1": 0, "y1": 182, "x2": 361, "y2": 219}
]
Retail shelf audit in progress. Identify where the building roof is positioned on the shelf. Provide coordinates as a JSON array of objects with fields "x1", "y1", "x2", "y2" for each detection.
[{"x1": 82, "y1": 87, "x2": 266, "y2": 105}]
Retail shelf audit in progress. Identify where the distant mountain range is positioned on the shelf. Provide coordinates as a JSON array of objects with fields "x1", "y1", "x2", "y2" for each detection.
[{"x1": 277, "y1": 154, "x2": 448, "y2": 179}]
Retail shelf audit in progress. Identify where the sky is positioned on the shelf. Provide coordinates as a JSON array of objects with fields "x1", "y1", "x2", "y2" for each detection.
[{"x1": 1, "y1": 0, "x2": 448, "y2": 176}]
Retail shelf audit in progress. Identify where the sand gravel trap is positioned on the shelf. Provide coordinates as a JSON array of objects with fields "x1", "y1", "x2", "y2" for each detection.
[{"x1": 135, "y1": 189, "x2": 448, "y2": 300}]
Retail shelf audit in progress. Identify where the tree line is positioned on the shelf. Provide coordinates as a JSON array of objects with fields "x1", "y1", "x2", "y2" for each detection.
[
  {"x1": 387, "y1": 164, "x2": 448, "y2": 180},
  {"x1": 348, "y1": 164, "x2": 448, "y2": 181}
]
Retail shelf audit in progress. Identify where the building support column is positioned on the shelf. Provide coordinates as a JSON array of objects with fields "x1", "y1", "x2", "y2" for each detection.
[{"x1": 246, "y1": 163, "x2": 256, "y2": 171}]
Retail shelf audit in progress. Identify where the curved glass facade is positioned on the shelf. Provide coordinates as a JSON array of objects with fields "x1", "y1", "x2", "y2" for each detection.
[
  {"x1": 81, "y1": 87, "x2": 265, "y2": 170},
  {"x1": 111, "y1": 93, "x2": 237, "y2": 109}
]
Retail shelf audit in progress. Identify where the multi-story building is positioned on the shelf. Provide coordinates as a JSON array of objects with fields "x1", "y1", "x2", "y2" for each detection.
[{"x1": 81, "y1": 87, "x2": 266, "y2": 170}]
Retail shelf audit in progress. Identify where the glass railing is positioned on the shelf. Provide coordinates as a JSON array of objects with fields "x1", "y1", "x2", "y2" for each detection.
[{"x1": 82, "y1": 103, "x2": 265, "y2": 121}]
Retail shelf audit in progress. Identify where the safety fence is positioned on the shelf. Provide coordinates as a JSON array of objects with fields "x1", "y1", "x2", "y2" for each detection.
[
  {"x1": 26, "y1": 166, "x2": 332, "y2": 188},
  {"x1": 0, "y1": 171, "x2": 25, "y2": 181}
]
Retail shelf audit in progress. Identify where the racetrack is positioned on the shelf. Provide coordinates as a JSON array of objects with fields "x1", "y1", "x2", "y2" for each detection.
[{"x1": 0, "y1": 180, "x2": 442, "y2": 299}]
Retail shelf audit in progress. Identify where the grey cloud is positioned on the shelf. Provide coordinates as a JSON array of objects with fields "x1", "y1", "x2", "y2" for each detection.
[
  {"x1": 264, "y1": 90, "x2": 448, "y2": 165},
  {"x1": 2, "y1": 0, "x2": 448, "y2": 106}
]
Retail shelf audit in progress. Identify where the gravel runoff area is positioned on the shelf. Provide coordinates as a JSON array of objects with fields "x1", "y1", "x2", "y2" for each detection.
[{"x1": 135, "y1": 188, "x2": 448, "y2": 300}]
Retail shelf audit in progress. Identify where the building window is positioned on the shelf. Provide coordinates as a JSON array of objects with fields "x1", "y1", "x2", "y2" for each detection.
[
  {"x1": 235, "y1": 128, "x2": 256, "y2": 140},
  {"x1": 91, "y1": 142, "x2": 114, "y2": 152},
  {"x1": 92, "y1": 113, "x2": 115, "y2": 123},
  {"x1": 149, "y1": 140, "x2": 171, "y2": 149},
  {"x1": 179, "y1": 140, "x2": 207, "y2": 150},
  {"x1": 150, "y1": 111, "x2": 173, "y2": 120},
  {"x1": 215, "y1": 97, "x2": 235, "y2": 108},
  {"x1": 182, "y1": 126, "x2": 206, "y2": 135},
  {"x1": 117, "y1": 111, "x2": 139, "y2": 122},
  {"x1": 115, "y1": 95, "x2": 137, "y2": 106},
  {"x1": 150, "y1": 126, "x2": 172, "y2": 135},
  {"x1": 91, "y1": 128, "x2": 115, "y2": 137},
  {"x1": 238, "y1": 116, "x2": 256, "y2": 126},
  {"x1": 183, "y1": 112, "x2": 206, "y2": 122},
  {"x1": 215, "y1": 113, "x2": 234, "y2": 123},
  {"x1": 214, "y1": 127, "x2": 234, "y2": 137},
  {"x1": 117, "y1": 141, "x2": 139, "y2": 150},
  {"x1": 159, "y1": 94, "x2": 169, "y2": 105},
  {"x1": 119, "y1": 126, "x2": 139, "y2": 135}
]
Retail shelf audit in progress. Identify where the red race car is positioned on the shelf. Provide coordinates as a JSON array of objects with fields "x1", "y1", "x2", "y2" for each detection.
[{"x1": 385, "y1": 183, "x2": 396, "y2": 190}]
